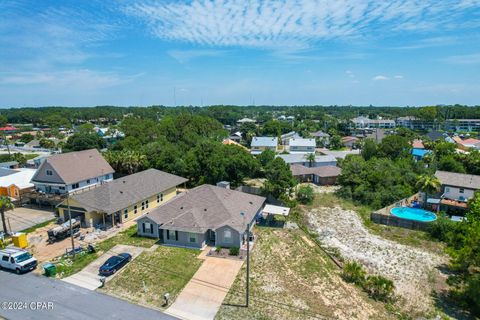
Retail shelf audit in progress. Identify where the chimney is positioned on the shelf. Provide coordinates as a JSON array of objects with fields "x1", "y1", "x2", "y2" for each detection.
[{"x1": 216, "y1": 181, "x2": 230, "y2": 189}]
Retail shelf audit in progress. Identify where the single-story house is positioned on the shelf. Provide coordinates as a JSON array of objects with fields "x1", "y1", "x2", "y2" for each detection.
[
  {"x1": 136, "y1": 184, "x2": 266, "y2": 249},
  {"x1": 57, "y1": 169, "x2": 187, "y2": 228},
  {"x1": 277, "y1": 153, "x2": 337, "y2": 167},
  {"x1": 250, "y1": 137, "x2": 278, "y2": 155},
  {"x1": 290, "y1": 165, "x2": 341, "y2": 185},
  {"x1": 288, "y1": 138, "x2": 316, "y2": 154},
  {"x1": 310, "y1": 131, "x2": 330, "y2": 147},
  {"x1": 0, "y1": 168, "x2": 36, "y2": 201},
  {"x1": 341, "y1": 136, "x2": 359, "y2": 148}
]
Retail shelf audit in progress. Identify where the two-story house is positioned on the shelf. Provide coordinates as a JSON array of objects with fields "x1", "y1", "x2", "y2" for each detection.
[
  {"x1": 30, "y1": 149, "x2": 115, "y2": 194},
  {"x1": 288, "y1": 138, "x2": 316, "y2": 154},
  {"x1": 250, "y1": 137, "x2": 278, "y2": 155},
  {"x1": 434, "y1": 170, "x2": 480, "y2": 213}
]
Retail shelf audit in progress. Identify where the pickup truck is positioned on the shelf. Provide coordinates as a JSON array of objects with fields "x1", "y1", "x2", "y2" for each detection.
[{"x1": 0, "y1": 247, "x2": 38, "y2": 274}]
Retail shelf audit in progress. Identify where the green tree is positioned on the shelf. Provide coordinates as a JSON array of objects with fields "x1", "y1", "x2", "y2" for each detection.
[
  {"x1": 257, "y1": 149, "x2": 276, "y2": 167},
  {"x1": 361, "y1": 138, "x2": 378, "y2": 160},
  {"x1": 0, "y1": 196, "x2": 15, "y2": 234},
  {"x1": 39, "y1": 138, "x2": 55, "y2": 149},
  {"x1": 296, "y1": 185, "x2": 314, "y2": 204},
  {"x1": 63, "y1": 133, "x2": 106, "y2": 152},
  {"x1": 379, "y1": 135, "x2": 410, "y2": 159},
  {"x1": 19, "y1": 133, "x2": 34, "y2": 143},
  {"x1": 415, "y1": 174, "x2": 441, "y2": 206},
  {"x1": 262, "y1": 158, "x2": 297, "y2": 199},
  {"x1": 305, "y1": 153, "x2": 316, "y2": 167},
  {"x1": 103, "y1": 150, "x2": 148, "y2": 175},
  {"x1": 329, "y1": 135, "x2": 343, "y2": 150}
]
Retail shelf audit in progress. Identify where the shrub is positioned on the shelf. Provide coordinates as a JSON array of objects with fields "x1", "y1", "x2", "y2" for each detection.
[
  {"x1": 342, "y1": 261, "x2": 366, "y2": 285},
  {"x1": 363, "y1": 275, "x2": 395, "y2": 302},
  {"x1": 296, "y1": 185, "x2": 314, "y2": 204},
  {"x1": 215, "y1": 246, "x2": 222, "y2": 253},
  {"x1": 229, "y1": 247, "x2": 240, "y2": 256},
  {"x1": 427, "y1": 214, "x2": 457, "y2": 242}
]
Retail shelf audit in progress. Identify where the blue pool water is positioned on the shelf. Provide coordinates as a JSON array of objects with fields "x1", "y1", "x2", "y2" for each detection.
[{"x1": 390, "y1": 207, "x2": 437, "y2": 222}]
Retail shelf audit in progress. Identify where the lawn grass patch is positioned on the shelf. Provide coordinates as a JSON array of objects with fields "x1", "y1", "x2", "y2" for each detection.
[{"x1": 100, "y1": 246, "x2": 202, "y2": 309}]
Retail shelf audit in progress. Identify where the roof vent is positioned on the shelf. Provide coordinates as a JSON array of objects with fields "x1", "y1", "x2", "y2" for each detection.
[
  {"x1": 120, "y1": 191, "x2": 123, "y2": 194},
  {"x1": 204, "y1": 208, "x2": 207, "y2": 211},
  {"x1": 123, "y1": 180, "x2": 126, "y2": 183},
  {"x1": 216, "y1": 181, "x2": 230, "y2": 189},
  {"x1": 180, "y1": 206, "x2": 183, "y2": 210},
  {"x1": 249, "y1": 201, "x2": 253, "y2": 204}
]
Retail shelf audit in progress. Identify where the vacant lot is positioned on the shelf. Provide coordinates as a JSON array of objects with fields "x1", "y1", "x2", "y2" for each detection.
[
  {"x1": 216, "y1": 227, "x2": 392, "y2": 320},
  {"x1": 100, "y1": 246, "x2": 203, "y2": 309},
  {"x1": 307, "y1": 195, "x2": 448, "y2": 316}
]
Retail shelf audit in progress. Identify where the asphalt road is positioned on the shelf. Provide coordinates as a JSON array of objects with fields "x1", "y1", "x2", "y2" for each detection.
[{"x1": 0, "y1": 271, "x2": 178, "y2": 320}]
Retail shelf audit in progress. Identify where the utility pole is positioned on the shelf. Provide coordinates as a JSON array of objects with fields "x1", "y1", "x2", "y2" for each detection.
[
  {"x1": 67, "y1": 192, "x2": 75, "y2": 258},
  {"x1": 246, "y1": 222, "x2": 250, "y2": 307}
]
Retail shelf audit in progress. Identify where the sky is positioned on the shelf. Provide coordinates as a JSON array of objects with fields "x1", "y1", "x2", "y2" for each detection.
[{"x1": 1, "y1": 0, "x2": 480, "y2": 107}]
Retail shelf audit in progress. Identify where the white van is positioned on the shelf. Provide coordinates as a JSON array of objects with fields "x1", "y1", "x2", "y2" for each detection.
[{"x1": 0, "y1": 248, "x2": 37, "y2": 274}]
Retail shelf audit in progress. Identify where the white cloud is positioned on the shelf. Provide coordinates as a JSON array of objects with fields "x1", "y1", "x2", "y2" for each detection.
[
  {"x1": 373, "y1": 75, "x2": 389, "y2": 81},
  {"x1": 168, "y1": 49, "x2": 226, "y2": 63},
  {"x1": 442, "y1": 53, "x2": 480, "y2": 64},
  {"x1": 394, "y1": 75, "x2": 404, "y2": 79},
  {"x1": 123, "y1": 0, "x2": 480, "y2": 49}
]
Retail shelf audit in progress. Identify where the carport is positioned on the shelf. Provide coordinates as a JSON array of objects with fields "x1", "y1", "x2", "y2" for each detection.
[{"x1": 259, "y1": 204, "x2": 290, "y2": 227}]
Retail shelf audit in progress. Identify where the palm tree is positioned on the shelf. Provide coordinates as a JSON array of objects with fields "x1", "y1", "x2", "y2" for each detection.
[
  {"x1": 415, "y1": 174, "x2": 441, "y2": 207},
  {"x1": 0, "y1": 196, "x2": 14, "y2": 234},
  {"x1": 305, "y1": 153, "x2": 316, "y2": 168}
]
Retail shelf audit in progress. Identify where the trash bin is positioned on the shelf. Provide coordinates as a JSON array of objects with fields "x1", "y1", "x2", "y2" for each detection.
[
  {"x1": 43, "y1": 263, "x2": 57, "y2": 277},
  {"x1": 11, "y1": 232, "x2": 28, "y2": 248}
]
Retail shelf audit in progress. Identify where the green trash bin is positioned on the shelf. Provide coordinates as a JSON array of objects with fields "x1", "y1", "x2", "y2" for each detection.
[{"x1": 43, "y1": 263, "x2": 57, "y2": 277}]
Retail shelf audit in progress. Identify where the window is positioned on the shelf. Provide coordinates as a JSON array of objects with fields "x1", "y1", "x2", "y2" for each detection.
[
  {"x1": 141, "y1": 202, "x2": 145, "y2": 211},
  {"x1": 46, "y1": 170, "x2": 53, "y2": 176},
  {"x1": 157, "y1": 193, "x2": 163, "y2": 203},
  {"x1": 445, "y1": 187, "x2": 450, "y2": 192},
  {"x1": 71, "y1": 183, "x2": 79, "y2": 189},
  {"x1": 224, "y1": 229, "x2": 232, "y2": 243},
  {"x1": 124, "y1": 209, "x2": 128, "y2": 219},
  {"x1": 188, "y1": 233, "x2": 197, "y2": 243},
  {"x1": 134, "y1": 205, "x2": 138, "y2": 214},
  {"x1": 143, "y1": 222, "x2": 152, "y2": 234},
  {"x1": 1, "y1": 256, "x2": 8, "y2": 262},
  {"x1": 460, "y1": 188, "x2": 465, "y2": 194},
  {"x1": 105, "y1": 174, "x2": 110, "y2": 179},
  {"x1": 167, "y1": 230, "x2": 178, "y2": 241},
  {"x1": 59, "y1": 186, "x2": 65, "y2": 190},
  {"x1": 146, "y1": 200, "x2": 149, "y2": 208},
  {"x1": 87, "y1": 179, "x2": 90, "y2": 184}
]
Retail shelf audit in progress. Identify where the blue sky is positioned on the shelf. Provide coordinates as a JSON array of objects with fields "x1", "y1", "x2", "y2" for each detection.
[{"x1": 1, "y1": 0, "x2": 480, "y2": 107}]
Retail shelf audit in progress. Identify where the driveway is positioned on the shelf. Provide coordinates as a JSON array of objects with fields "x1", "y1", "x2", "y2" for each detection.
[
  {"x1": 62, "y1": 244, "x2": 145, "y2": 290},
  {"x1": 3, "y1": 207, "x2": 55, "y2": 233},
  {"x1": 166, "y1": 255, "x2": 244, "y2": 320},
  {"x1": 0, "y1": 271, "x2": 177, "y2": 320}
]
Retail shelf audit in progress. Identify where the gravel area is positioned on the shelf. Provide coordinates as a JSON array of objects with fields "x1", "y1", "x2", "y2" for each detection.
[{"x1": 308, "y1": 206, "x2": 448, "y2": 313}]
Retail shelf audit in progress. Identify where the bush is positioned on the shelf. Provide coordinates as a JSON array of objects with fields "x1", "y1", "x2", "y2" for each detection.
[
  {"x1": 427, "y1": 214, "x2": 458, "y2": 242},
  {"x1": 215, "y1": 246, "x2": 222, "y2": 253},
  {"x1": 296, "y1": 185, "x2": 314, "y2": 204},
  {"x1": 342, "y1": 261, "x2": 366, "y2": 285},
  {"x1": 229, "y1": 247, "x2": 239, "y2": 256},
  {"x1": 363, "y1": 275, "x2": 395, "y2": 302}
]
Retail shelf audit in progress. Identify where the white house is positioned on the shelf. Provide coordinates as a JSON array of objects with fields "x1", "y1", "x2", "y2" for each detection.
[
  {"x1": 434, "y1": 170, "x2": 480, "y2": 212},
  {"x1": 288, "y1": 138, "x2": 316, "y2": 154}
]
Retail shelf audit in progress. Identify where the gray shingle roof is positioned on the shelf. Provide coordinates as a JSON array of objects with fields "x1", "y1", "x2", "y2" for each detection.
[
  {"x1": 251, "y1": 137, "x2": 278, "y2": 147},
  {"x1": 143, "y1": 185, "x2": 266, "y2": 233},
  {"x1": 435, "y1": 170, "x2": 480, "y2": 190},
  {"x1": 289, "y1": 138, "x2": 315, "y2": 147},
  {"x1": 70, "y1": 169, "x2": 188, "y2": 214},
  {"x1": 32, "y1": 149, "x2": 114, "y2": 184}
]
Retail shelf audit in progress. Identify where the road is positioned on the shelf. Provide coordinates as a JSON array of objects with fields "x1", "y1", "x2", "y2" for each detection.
[
  {"x1": 4, "y1": 207, "x2": 55, "y2": 234},
  {"x1": 0, "y1": 271, "x2": 178, "y2": 320}
]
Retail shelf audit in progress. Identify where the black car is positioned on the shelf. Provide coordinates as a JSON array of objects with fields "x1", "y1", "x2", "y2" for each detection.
[{"x1": 99, "y1": 253, "x2": 132, "y2": 276}]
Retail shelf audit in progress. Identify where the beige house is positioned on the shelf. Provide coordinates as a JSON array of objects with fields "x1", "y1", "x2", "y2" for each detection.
[{"x1": 57, "y1": 169, "x2": 187, "y2": 228}]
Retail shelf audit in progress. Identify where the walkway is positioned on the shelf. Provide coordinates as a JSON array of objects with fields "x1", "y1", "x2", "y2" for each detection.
[{"x1": 166, "y1": 254, "x2": 244, "y2": 320}]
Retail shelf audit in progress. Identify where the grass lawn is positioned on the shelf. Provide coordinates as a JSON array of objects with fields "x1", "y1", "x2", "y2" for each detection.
[
  {"x1": 56, "y1": 225, "x2": 158, "y2": 278},
  {"x1": 216, "y1": 227, "x2": 391, "y2": 320},
  {"x1": 307, "y1": 192, "x2": 445, "y2": 255},
  {"x1": 99, "y1": 246, "x2": 202, "y2": 309}
]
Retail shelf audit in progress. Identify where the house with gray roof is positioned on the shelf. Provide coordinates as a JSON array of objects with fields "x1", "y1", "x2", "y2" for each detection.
[
  {"x1": 31, "y1": 149, "x2": 114, "y2": 194},
  {"x1": 57, "y1": 168, "x2": 187, "y2": 228},
  {"x1": 136, "y1": 184, "x2": 266, "y2": 249},
  {"x1": 290, "y1": 165, "x2": 341, "y2": 185},
  {"x1": 277, "y1": 154, "x2": 337, "y2": 167},
  {"x1": 250, "y1": 137, "x2": 278, "y2": 155},
  {"x1": 288, "y1": 138, "x2": 316, "y2": 154}
]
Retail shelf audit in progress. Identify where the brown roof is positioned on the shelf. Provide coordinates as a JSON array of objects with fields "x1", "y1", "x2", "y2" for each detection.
[
  {"x1": 68, "y1": 169, "x2": 187, "y2": 214},
  {"x1": 440, "y1": 198, "x2": 468, "y2": 209},
  {"x1": 290, "y1": 165, "x2": 341, "y2": 177},
  {"x1": 32, "y1": 149, "x2": 114, "y2": 184},
  {"x1": 143, "y1": 185, "x2": 266, "y2": 233},
  {"x1": 435, "y1": 170, "x2": 480, "y2": 190},
  {"x1": 341, "y1": 136, "x2": 359, "y2": 142}
]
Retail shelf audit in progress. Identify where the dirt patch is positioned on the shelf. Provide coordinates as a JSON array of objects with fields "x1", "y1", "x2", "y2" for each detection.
[{"x1": 308, "y1": 206, "x2": 448, "y2": 315}]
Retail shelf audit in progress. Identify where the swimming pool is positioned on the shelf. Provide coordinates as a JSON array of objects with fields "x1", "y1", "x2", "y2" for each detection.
[{"x1": 390, "y1": 207, "x2": 437, "y2": 222}]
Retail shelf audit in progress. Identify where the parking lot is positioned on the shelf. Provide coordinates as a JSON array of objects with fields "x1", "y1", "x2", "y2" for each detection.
[{"x1": 3, "y1": 207, "x2": 55, "y2": 233}]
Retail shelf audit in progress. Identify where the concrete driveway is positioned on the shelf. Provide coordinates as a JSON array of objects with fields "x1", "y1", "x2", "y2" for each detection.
[
  {"x1": 166, "y1": 255, "x2": 244, "y2": 320},
  {"x1": 62, "y1": 244, "x2": 145, "y2": 290},
  {"x1": 3, "y1": 207, "x2": 55, "y2": 233}
]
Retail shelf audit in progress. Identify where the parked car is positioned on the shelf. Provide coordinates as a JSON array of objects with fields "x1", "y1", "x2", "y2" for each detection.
[
  {"x1": 99, "y1": 253, "x2": 132, "y2": 276},
  {"x1": 0, "y1": 248, "x2": 38, "y2": 274}
]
